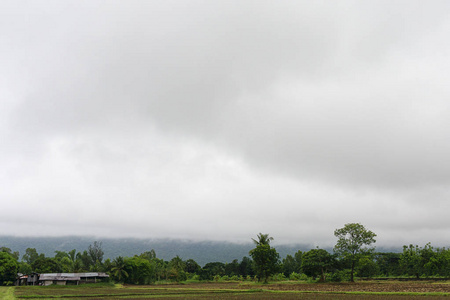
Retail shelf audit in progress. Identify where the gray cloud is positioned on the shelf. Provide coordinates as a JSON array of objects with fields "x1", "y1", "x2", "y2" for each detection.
[{"x1": 2, "y1": 0, "x2": 450, "y2": 246}]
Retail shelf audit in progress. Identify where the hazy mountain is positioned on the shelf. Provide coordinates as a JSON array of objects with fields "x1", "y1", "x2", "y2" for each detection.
[{"x1": 0, "y1": 236, "x2": 401, "y2": 266}]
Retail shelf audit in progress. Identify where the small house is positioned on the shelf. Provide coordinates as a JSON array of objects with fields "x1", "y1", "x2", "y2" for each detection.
[{"x1": 16, "y1": 272, "x2": 109, "y2": 286}]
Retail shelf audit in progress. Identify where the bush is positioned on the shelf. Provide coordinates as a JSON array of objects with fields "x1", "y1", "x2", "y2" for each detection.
[
  {"x1": 289, "y1": 272, "x2": 308, "y2": 281},
  {"x1": 189, "y1": 274, "x2": 200, "y2": 281},
  {"x1": 357, "y1": 257, "x2": 379, "y2": 278},
  {"x1": 272, "y1": 273, "x2": 287, "y2": 281},
  {"x1": 328, "y1": 270, "x2": 352, "y2": 282}
]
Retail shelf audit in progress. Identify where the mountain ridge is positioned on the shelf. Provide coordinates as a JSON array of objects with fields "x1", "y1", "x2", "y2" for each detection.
[{"x1": 0, "y1": 235, "x2": 400, "y2": 266}]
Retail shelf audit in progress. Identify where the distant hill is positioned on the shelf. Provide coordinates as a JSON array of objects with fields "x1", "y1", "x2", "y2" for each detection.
[
  {"x1": 0, "y1": 236, "x2": 401, "y2": 266},
  {"x1": 0, "y1": 236, "x2": 318, "y2": 266}
]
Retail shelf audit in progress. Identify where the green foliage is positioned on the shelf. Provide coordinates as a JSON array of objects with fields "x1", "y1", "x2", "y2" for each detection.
[
  {"x1": 252, "y1": 233, "x2": 273, "y2": 246},
  {"x1": 356, "y1": 256, "x2": 379, "y2": 278},
  {"x1": 334, "y1": 223, "x2": 376, "y2": 281},
  {"x1": 188, "y1": 274, "x2": 200, "y2": 281},
  {"x1": 239, "y1": 256, "x2": 254, "y2": 276},
  {"x1": 289, "y1": 272, "x2": 301, "y2": 280},
  {"x1": 0, "y1": 252, "x2": 18, "y2": 286},
  {"x1": 199, "y1": 262, "x2": 225, "y2": 280},
  {"x1": 138, "y1": 250, "x2": 156, "y2": 261},
  {"x1": 220, "y1": 275, "x2": 229, "y2": 281},
  {"x1": 31, "y1": 257, "x2": 61, "y2": 273},
  {"x1": 22, "y1": 248, "x2": 39, "y2": 265},
  {"x1": 168, "y1": 255, "x2": 187, "y2": 282},
  {"x1": 185, "y1": 258, "x2": 201, "y2": 274},
  {"x1": 249, "y1": 234, "x2": 280, "y2": 283},
  {"x1": 301, "y1": 248, "x2": 335, "y2": 282},
  {"x1": 272, "y1": 272, "x2": 287, "y2": 281},
  {"x1": 225, "y1": 259, "x2": 240, "y2": 276},
  {"x1": 123, "y1": 256, "x2": 154, "y2": 284},
  {"x1": 398, "y1": 243, "x2": 449, "y2": 278},
  {"x1": 14, "y1": 231, "x2": 450, "y2": 284},
  {"x1": 282, "y1": 254, "x2": 300, "y2": 277},
  {"x1": 111, "y1": 256, "x2": 128, "y2": 283},
  {"x1": 374, "y1": 252, "x2": 401, "y2": 277},
  {"x1": 151, "y1": 258, "x2": 167, "y2": 281},
  {"x1": 328, "y1": 269, "x2": 351, "y2": 282},
  {"x1": 88, "y1": 241, "x2": 104, "y2": 270},
  {"x1": 0, "y1": 247, "x2": 19, "y2": 261},
  {"x1": 78, "y1": 250, "x2": 91, "y2": 271},
  {"x1": 18, "y1": 262, "x2": 32, "y2": 274}
]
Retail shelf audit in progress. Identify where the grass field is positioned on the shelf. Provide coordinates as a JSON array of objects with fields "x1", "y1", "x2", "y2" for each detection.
[
  {"x1": 9, "y1": 281, "x2": 450, "y2": 299},
  {"x1": 0, "y1": 286, "x2": 15, "y2": 300}
]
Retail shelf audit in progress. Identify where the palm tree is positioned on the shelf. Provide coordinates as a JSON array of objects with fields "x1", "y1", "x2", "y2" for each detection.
[
  {"x1": 252, "y1": 233, "x2": 273, "y2": 246},
  {"x1": 111, "y1": 256, "x2": 129, "y2": 283}
]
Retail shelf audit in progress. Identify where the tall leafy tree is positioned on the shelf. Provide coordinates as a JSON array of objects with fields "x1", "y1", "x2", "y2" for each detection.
[
  {"x1": 282, "y1": 251, "x2": 302, "y2": 277},
  {"x1": 334, "y1": 223, "x2": 376, "y2": 282},
  {"x1": 124, "y1": 256, "x2": 155, "y2": 284},
  {"x1": 302, "y1": 248, "x2": 335, "y2": 282},
  {"x1": 399, "y1": 243, "x2": 439, "y2": 278},
  {"x1": 239, "y1": 256, "x2": 254, "y2": 277},
  {"x1": 0, "y1": 252, "x2": 18, "y2": 286},
  {"x1": 374, "y1": 252, "x2": 401, "y2": 277},
  {"x1": 151, "y1": 258, "x2": 167, "y2": 281},
  {"x1": 31, "y1": 257, "x2": 61, "y2": 273},
  {"x1": 88, "y1": 241, "x2": 104, "y2": 265},
  {"x1": 225, "y1": 259, "x2": 240, "y2": 276},
  {"x1": 0, "y1": 247, "x2": 19, "y2": 261},
  {"x1": 199, "y1": 262, "x2": 225, "y2": 280},
  {"x1": 168, "y1": 256, "x2": 187, "y2": 282},
  {"x1": 249, "y1": 233, "x2": 280, "y2": 283},
  {"x1": 185, "y1": 259, "x2": 201, "y2": 274},
  {"x1": 22, "y1": 248, "x2": 39, "y2": 265},
  {"x1": 78, "y1": 250, "x2": 92, "y2": 271},
  {"x1": 139, "y1": 250, "x2": 156, "y2": 261},
  {"x1": 356, "y1": 256, "x2": 379, "y2": 278}
]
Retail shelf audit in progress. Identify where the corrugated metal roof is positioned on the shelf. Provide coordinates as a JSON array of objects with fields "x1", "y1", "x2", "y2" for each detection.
[
  {"x1": 39, "y1": 276, "x2": 81, "y2": 281},
  {"x1": 39, "y1": 272, "x2": 109, "y2": 278}
]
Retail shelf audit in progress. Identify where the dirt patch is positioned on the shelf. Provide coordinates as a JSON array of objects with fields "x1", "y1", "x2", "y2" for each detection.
[
  {"x1": 265, "y1": 282, "x2": 450, "y2": 293},
  {"x1": 125, "y1": 281, "x2": 450, "y2": 293}
]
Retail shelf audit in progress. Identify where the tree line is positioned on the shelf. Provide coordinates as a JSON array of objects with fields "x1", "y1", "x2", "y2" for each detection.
[{"x1": 1, "y1": 223, "x2": 450, "y2": 285}]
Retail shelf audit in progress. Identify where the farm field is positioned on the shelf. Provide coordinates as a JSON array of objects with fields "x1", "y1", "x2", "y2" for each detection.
[
  {"x1": 10, "y1": 281, "x2": 450, "y2": 299},
  {"x1": 0, "y1": 286, "x2": 14, "y2": 300}
]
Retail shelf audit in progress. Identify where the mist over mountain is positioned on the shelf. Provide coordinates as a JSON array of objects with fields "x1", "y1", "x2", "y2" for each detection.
[{"x1": 0, "y1": 235, "x2": 401, "y2": 266}]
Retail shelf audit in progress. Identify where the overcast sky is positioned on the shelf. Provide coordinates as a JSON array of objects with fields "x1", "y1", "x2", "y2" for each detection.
[{"x1": 2, "y1": 0, "x2": 450, "y2": 248}]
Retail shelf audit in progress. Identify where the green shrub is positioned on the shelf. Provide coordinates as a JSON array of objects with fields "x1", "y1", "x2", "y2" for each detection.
[
  {"x1": 189, "y1": 274, "x2": 200, "y2": 281},
  {"x1": 328, "y1": 269, "x2": 351, "y2": 282},
  {"x1": 272, "y1": 273, "x2": 287, "y2": 281},
  {"x1": 289, "y1": 272, "x2": 308, "y2": 281}
]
